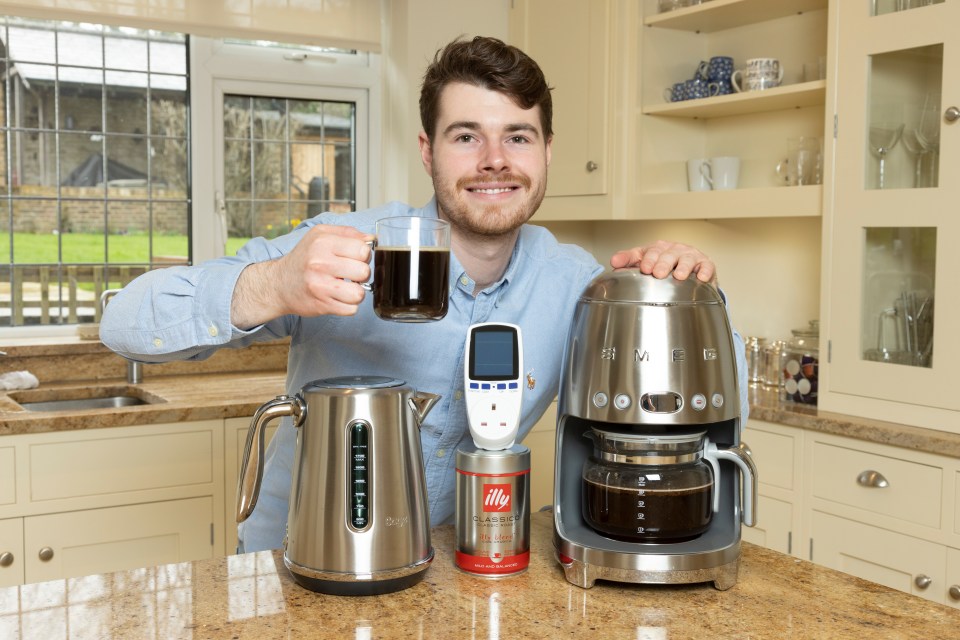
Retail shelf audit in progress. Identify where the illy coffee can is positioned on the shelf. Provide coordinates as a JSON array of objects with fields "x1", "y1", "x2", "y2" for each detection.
[{"x1": 455, "y1": 443, "x2": 530, "y2": 577}]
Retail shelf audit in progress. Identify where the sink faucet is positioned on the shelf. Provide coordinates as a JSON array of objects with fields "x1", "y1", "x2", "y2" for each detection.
[{"x1": 100, "y1": 289, "x2": 143, "y2": 384}]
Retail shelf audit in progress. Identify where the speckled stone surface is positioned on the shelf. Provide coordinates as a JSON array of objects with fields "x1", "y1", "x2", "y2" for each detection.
[{"x1": 1, "y1": 511, "x2": 957, "y2": 639}]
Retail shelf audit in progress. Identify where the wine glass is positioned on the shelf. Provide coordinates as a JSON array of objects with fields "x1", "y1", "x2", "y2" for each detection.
[
  {"x1": 917, "y1": 91, "x2": 941, "y2": 186},
  {"x1": 868, "y1": 122, "x2": 904, "y2": 189},
  {"x1": 901, "y1": 104, "x2": 929, "y2": 188}
]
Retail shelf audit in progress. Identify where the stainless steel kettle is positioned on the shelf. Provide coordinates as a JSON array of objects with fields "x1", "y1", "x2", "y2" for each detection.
[{"x1": 237, "y1": 375, "x2": 440, "y2": 595}]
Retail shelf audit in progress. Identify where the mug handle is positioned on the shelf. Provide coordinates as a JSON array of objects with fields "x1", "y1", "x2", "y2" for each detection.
[
  {"x1": 775, "y1": 158, "x2": 792, "y2": 185},
  {"x1": 358, "y1": 239, "x2": 377, "y2": 291},
  {"x1": 695, "y1": 60, "x2": 709, "y2": 81},
  {"x1": 700, "y1": 160, "x2": 714, "y2": 188},
  {"x1": 777, "y1": 67, "x2": 785, "y2": 84},
  {"x1": 663, "y1": 87, "x2": 674, "y2": 102},
  {"x1": 708, "y1": 82, "x2": 721, "y2": 97},
  {"x1": 730, "y1": 69, "x2": 743, "y2": 93}
]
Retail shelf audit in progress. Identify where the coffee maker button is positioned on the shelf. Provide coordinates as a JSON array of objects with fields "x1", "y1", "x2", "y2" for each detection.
[
  {"x1": 711, "y1": 393, "x2": 724, "y2": 408},
  {"x1": 592, "y1": 392, "x2": 609, "y2": 408},
  {"x1": 691, "y1": 394, "x2": 707, "y2": 410},
  {"x1": 613, "y1": 394, "x2": 631, "y2": 410}
]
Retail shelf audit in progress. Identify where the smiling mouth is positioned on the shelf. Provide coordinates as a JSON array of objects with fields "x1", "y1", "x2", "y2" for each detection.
[{"x1": 468, "y1": 186, "x2": 517, "y2": 194}]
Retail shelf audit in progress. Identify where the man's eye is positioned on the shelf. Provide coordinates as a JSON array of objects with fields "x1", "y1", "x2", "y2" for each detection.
[
  {"x1": 509, "y1": 135, "x2": 530, "y2": 144},
  {"x1": 455, "y1": 134, "x2": 475, "y2": 143}
]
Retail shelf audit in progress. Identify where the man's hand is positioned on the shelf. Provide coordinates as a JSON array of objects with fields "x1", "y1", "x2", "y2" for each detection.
[
  {"x1": 609, "y1": 240, "x2": 717, "y2": 285},
  {"x1": 231, "y1": 225, "x2": 374, "y2": 329}
]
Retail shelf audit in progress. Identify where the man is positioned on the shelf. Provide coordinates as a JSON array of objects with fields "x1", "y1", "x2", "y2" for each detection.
[{"x1": 101, "y1": 36, "x2": 747, "y2": 553}]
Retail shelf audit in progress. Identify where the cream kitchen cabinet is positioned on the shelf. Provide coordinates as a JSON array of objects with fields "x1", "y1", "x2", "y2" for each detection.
[
  {"x1": 224, "y1": 415, "x2": 278, "y2": 555},
  {"x1": 522, "y1": 400, "x2": 557, "y2": 512},
  {"x1": 741, "y1": 420, "x2": 805, "y2": 556},
  {"x1": 0, "y1": 420, "x2": 225, "y2": 586},
  {"x1": 805, "y1": 430, "x2": 959, "y2": 605},
  {"x1": 947, "y1": 548, "x2": 960, "y2": 609},
  {"x1": 509, "y1": 0, "x2": 619, "y2": 220},
  {"x1": 819, "y1": 0, "x2": 959, "y2": 432},
  {"x1": 634, "y1": 0, "x2": 829, "y2": 219},
  {"x1": 0, "y1": 517, "x2": 24, "y2": 588}
]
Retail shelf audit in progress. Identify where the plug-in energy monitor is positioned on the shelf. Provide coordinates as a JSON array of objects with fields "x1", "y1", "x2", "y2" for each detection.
[{"x1": 464, "y1": 323, "x2": 523, "y2": 450}]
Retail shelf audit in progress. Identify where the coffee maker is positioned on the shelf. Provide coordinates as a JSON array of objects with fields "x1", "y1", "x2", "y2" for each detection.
[{"x1": 553, "y1": 271, "x2": 757, "y2": 590}]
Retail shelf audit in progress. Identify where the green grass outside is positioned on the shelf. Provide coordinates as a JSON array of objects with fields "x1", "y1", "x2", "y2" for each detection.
[{"x1": 1, "y1": 233, "x2": 250, "y2": 263}]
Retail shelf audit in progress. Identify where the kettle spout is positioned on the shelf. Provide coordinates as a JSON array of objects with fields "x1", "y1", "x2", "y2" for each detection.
[{"x1": 408, "y1": 391, "x2": 441, "y2": 427}]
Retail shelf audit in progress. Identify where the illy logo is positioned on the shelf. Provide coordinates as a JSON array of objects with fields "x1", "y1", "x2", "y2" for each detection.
[{"x1": 483, "y1": 484, "x2": 511, "y2": 512}]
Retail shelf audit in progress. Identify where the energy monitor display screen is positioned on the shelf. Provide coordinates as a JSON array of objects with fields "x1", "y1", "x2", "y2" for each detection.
[{"x1": 469, "y1": 326, "x2": 519, "y2": 381}]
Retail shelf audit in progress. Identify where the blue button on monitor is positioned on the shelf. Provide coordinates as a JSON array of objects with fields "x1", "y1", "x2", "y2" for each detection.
[
  {"x1": 482, "y1": 383, "x2": 491, "y2": 390},
  {"x1": 497, "y1": 383, "x2": 506, "y2": 390},
  {"x1": 509, "y1": 382, "x2": 518, "y2": 389},
  {"x1": 469, "y1": 382, "x2": 480, "y2": 390}
]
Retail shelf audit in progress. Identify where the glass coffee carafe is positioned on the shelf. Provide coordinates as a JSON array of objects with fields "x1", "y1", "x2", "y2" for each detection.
[{"x1": 582, "y1": 430, "x2": 719, "y2": 543}]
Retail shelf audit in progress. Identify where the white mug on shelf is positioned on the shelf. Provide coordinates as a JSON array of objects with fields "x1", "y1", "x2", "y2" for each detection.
[
  {"x1": 702, "y1": 156, "x2": 741, "y2": 190},
  {"x1": 732, "y1": 58, "x2": 784, "y2": 92},
  {"x1": 687, "y1": 158, "x2": 712, "y2": 191}
]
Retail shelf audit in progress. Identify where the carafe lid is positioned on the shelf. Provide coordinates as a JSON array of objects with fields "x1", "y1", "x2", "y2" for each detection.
[
  {"x1": 589, "y1": 429, "x2": 707, "y2": 465},
  {"x1": 579, "y1": 270, "x2": 723, "y2": 305}
]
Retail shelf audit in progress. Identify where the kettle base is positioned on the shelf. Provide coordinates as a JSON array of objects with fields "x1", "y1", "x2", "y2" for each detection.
[
  {"x1": 290, "y1": 570, "x2": 428, "y2": 596},
  {"x1": 284, "y1": 548, "x2": 434, "y2": 596}
]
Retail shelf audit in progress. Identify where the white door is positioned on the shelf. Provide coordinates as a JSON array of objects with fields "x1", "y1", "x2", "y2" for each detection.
[{"x1": 190, "y1": 38, "x2": 380, "y2": 263}]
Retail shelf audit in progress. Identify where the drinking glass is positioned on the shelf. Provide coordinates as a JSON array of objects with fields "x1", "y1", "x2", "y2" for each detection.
[
  {"x1": 900, "y1": 104, "x2": 928, "y2": 188},
  {"x1": 868, "y1": 122, "x2": 904, "y2": 189},
  {"x1": 917, "y1": 91, "x2": 941, "y2": 186}
]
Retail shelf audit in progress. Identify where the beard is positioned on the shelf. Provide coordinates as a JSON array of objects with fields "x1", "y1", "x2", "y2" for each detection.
[{"x1": 433, "y1": 171, "x2": 547, "y2": 238}]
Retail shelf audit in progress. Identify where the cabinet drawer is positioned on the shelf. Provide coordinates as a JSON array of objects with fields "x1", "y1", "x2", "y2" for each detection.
[
  {"x1": 0, "y1": 446, "x2": 14, "y2": 505},
  {"x1": 812, "y1": 511, "x2": 945, "y2": 603},
  {"x1": 742, "y1": 495, "x2": 792, "y2": 555},
  {"x1": 811, "y1": 442, "x2": 941, "y2": 529},
  {"x1": 28, "y1": 425, "x2": 215, "y2": 502},
  {"x1": 743, "y1": 426, "x2": 795, "y2": 490}
]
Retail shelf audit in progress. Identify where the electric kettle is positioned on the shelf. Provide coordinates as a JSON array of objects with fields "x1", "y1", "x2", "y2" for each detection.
[{"x1": 237, "y1": 375, "x2": 440, "y2": 595}]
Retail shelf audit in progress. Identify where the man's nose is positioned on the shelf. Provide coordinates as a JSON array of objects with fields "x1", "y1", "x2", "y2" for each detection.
[{"x1": 479, "y1": 140, "x2": 508, "y2": 172}]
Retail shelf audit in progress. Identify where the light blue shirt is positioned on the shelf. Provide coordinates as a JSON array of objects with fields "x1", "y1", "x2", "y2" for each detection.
[{"x1": 100, "y1": 198, "x2": 749, "y2": 552}]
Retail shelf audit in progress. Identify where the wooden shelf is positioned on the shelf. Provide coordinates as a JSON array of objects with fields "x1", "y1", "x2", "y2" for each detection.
[
  {"x1": 645, "y1": 0, "x2": 828, "y2": 33},
  {"x1": 634, "y1": 185, "x2": 823, "y2": 219},
  {"x1": 642, "y1": 80, "x2": 826, "y2": 119}
]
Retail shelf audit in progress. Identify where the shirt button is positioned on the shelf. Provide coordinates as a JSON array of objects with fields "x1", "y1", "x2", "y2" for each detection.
[
  {"x1": 436, "y1": 449, "x2": 446, "y2": 458},
  {"x1": 459, "y1": 275, "x2": 469, "y2": 286},
  {"x1": 153, "y1": 338, "x2": 163, "y2": 348},
  {"x1": 454, "y1": 390, "x2": 463, "y2": 401},
  {"x1": 208, "y1": 324, "x2": 219, "y2": 337}
]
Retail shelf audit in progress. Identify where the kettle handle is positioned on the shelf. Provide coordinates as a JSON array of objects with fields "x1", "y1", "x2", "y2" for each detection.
[
  {"x1": 705, "y1": 439, "x2": 759, "y2": 528},
  {"x1": 236, "y1": 394, "x2": 305, "y2": 523}
]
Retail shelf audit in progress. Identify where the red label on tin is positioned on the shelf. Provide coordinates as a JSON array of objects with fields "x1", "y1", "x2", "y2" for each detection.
[
  {"x1": 455, "y1": 550, "x2": 530, "y2": 574},
  {"x1": 482, "y1": 484, "x2": 511, "y2": 512}
]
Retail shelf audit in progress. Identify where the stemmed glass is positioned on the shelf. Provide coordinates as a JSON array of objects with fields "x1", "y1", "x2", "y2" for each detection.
[
  {"x1": 868, "y1": 122, "x2": 904, "y2": 189},
  {"x1": 917, "y1": 91, "x2": 941, "y2": 187},
  {"x1": 901, "y1": 104, "x2": 928, "y2": 188}
]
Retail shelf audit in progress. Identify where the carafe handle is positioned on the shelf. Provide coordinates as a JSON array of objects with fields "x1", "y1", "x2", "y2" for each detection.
[
  {"x1": 705, "y1": 439, "x2": 758, "y2": 527},
  {"x1": 236, "y1": 394, "x2": 306, "y2": 523}
]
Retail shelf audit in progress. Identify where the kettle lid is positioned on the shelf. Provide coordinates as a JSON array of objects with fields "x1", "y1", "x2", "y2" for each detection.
[
  {"x1": 306, "y1": 375, "x2": 405, "y2": 390},
  {"x1": 580, "y1": 270, "x2": 722, "y2": 305}
]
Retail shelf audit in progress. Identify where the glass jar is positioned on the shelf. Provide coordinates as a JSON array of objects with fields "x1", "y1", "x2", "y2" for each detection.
[
  {"x1": 783, "y1": 320, "x2": 819, "y2": 405},
  {"x1": 581, "y1": 430, "x2": 714, "y2": 542},
  {"x1": 745, "y1": 336, "x2": 767, "y2": 385}
]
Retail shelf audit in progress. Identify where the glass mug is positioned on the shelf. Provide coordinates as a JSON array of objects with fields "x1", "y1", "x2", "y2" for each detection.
[{"x1": 361, "y1": 216, "x2": 451, "y2": 322}]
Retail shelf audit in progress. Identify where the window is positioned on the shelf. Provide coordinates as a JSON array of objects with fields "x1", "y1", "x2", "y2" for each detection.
[{"x1": 0, "y1": 17, "x2": 189, "y2": 327}]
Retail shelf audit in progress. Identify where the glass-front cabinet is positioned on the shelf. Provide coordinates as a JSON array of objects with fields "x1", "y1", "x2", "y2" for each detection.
[{"x1": 821, "y1": 0, "x2": 959, "y2": 430}]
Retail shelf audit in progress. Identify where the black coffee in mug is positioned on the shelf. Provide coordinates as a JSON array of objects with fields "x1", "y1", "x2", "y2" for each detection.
[{"x1": 373, "y1": 247, "x2": 450, "y2": 321}]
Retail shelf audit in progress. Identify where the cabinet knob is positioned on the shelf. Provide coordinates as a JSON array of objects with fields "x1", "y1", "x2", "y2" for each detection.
[
  {"x1": 585, "y1": 160, "x2": 599, "y2": 172},
  {"x1": 949, "y1": 585, "x2": 960, "y2": 601},
  {"x1": 946, "y1": 106, "x2": 959, "y2": 123},
  {"x1": 856, "y1": 470, "x2": 889, "y2": 488},
  {"x1": 38, "y1": 547, "x2": 54, "y2": 562},
  {"x1": 914, "y1": 574, "x2": 932, "y2": 590},
  {"x1": 0, "y1": 551, "x2": 13, "y2": 568}
]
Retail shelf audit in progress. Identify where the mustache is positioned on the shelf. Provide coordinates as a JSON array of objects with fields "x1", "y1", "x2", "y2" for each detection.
[{"x1": 456, "y1": 174, "x2": 532, "y2": 190}]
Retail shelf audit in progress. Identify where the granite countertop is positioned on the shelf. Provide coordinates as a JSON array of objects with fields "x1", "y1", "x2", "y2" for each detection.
[{"x1": 1, "y1": 511, "x2": 957, "y2": 639}]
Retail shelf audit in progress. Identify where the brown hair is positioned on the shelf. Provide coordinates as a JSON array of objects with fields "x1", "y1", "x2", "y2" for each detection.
[{"x1": 419, "y1": 36, "x2": 553, "y2": 142}]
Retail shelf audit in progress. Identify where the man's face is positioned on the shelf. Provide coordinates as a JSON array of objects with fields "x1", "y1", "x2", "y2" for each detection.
[{"x1": 418, "y1": 82, "x2": 552, "y2": 238}]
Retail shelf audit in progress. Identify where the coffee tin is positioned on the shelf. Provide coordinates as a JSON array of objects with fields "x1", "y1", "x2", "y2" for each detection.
[{"x1": 455, "y1": 443, "x2": 530, "y2": 577}]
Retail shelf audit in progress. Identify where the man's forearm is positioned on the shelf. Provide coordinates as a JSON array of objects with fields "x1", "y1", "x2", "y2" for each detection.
[{"x1": 231, "y1": 260, "x2": 286, "y2": 330}]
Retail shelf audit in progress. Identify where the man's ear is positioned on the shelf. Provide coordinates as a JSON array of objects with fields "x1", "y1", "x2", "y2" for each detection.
[
  {"x1": 545, "y1": 134, "x2": 553, "y2": 167},
  {"x1": 418, "y1": 130, "x2": 433, "y2": 176}
]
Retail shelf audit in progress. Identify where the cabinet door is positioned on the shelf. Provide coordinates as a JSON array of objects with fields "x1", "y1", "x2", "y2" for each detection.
[
  {"x1": 521, "y1": 400, "x2": 557, "y2": 512},
  {"x1": 812, "y1": 511, "x2": 945, "y2": 603},
  {"x1": 224, "y1": 417, "x2": 278, "y2": 555},
  {"x1": 509, "y1": 0, "x2": 609, "y2": 197},
  {"x1": 742, "y1": 495, "x2": 793, "y2": 555},
  {"x1": 947, "y1": 547, "x2": 960, "y2": 610},
  {"x1": 0, "y1": 517, "x2": 24, "y2": 588},
  {"x1": 23, "y1": 497, "x2": 213, "y2": 584},
  {"x1": 823, "y1": 0, "x2": 960, "y2": 428}
]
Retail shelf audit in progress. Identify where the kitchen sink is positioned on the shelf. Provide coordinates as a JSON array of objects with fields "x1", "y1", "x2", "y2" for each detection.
[{"x1": 10, "y1": 386, "x2": 164, "y2": 412}]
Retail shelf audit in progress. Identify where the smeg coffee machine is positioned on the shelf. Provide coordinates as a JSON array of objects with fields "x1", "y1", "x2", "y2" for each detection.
[{"x1": 553, "y1": 271, "x2": 757, "y2": 590}]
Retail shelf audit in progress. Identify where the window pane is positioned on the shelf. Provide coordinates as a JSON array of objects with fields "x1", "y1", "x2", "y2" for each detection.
[{"x1": 0, "y1": 17, "x2": 189, "y2": 327}]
